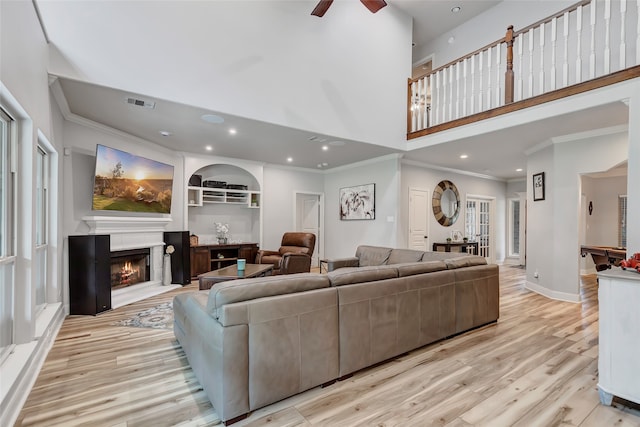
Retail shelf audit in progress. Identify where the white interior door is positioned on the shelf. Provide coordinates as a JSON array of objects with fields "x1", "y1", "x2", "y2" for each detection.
[
  {"x1": 465, "y1": 196, "x2": 494, "y2": 263},
  {"x1": 409, "y1": 188, "x2": 429, "y2": 250},
  {"x1": 296, "y1": 193, "x2": 320, "y2": 266}
]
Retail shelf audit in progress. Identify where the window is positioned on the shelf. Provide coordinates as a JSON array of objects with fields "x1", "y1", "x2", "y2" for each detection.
[
  {"x1": 508, "y1": 199, "x2": 520, "y2": 257},
  {"x1": 35, "y1": 145, "x2": 48, "y2": 309},
  {"x1": 619, "y1": 195, "x2": 627, "y2": 248},
  {"x1": 0, "y1": 107, "x2": 16, "y2": 361}
]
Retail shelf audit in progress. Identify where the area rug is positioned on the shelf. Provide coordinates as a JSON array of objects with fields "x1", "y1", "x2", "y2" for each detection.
[{"x1": 112, "y1": 301, "x2": 174, "y2": 330}]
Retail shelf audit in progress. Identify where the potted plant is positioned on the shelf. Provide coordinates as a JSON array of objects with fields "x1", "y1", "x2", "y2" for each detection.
[
  {"x1": 463, "y1": 237, "x2": 469, "y2": 243},
  {"x1": 446, "y1": 237, "x2": 452, "y2": 243}
]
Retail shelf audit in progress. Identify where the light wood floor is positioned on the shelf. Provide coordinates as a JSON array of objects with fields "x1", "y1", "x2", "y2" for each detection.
[{"x1": 15, "y1": 267, "x2": 640, "y2": 426}]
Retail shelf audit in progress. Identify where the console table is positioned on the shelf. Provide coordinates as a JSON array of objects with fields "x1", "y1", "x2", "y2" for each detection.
[
  {"x1": 432, "y1": 241, "x2": 479, "y2": 255},
  {"x1": 190, "y1": 242, "x2": 259, "y2": 278}
]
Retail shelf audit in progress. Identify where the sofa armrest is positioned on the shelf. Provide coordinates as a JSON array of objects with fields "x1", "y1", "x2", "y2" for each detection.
[
  {"x1": 280, "y1": 252, "x2": 312, "y2": 274},
  {"x1": 325, "y1": 257, "x2": 360, "y2": 272},
  {"x1": 255, "y1": 249, "x2": 280, "y2": 263}
]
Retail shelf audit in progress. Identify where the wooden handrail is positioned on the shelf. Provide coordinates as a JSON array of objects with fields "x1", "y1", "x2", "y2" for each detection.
[
  {"x1": 409, "y1": 36, "x2": 508, "y2": 85},
  {"x1": 513, "y1": 0, "x2": 591, "y2": 37}
]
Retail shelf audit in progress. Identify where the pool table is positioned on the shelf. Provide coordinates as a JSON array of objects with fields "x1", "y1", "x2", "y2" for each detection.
[{"x1": 580, "y1": 245, "x2": 627, "y2": 272}]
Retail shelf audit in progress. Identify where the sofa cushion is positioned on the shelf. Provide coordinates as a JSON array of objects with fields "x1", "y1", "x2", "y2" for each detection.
[
  {"x1": 355, "y1": 245, "x2": 393, "y2": 266},
  {"x1": 421, "y1": 251, "x2": 468, "y2": 262},
  {"x1": 445, "y1": 255, "x2": 487, "y2": 269},
  {"x1": 388, "y1": 249, "x2": 426, "y2": 265},
  {"x1": 396, "y1": 261, "x2": 447, "y2": 277},
  {"x1": 327, "y1": 265, "x2": 398, "y2": 287},
  {"x1": 207, "y1": 273, "x2": 330, "y2": 315}
]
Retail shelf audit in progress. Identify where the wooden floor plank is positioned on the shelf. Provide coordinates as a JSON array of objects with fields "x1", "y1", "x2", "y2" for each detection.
[{"x1": 14, "y1": 268, "x2": 640, "y2": 426}]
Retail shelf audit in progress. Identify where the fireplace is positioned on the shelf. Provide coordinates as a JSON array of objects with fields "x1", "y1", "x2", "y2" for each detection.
[{"x1": 110, "y1": 248, "x2": 151, "y2": 289}]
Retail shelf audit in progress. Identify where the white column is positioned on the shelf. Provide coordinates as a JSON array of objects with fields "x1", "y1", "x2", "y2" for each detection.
[{"x1": 627, "y1": 87, "x2": 640, "y2": 255}]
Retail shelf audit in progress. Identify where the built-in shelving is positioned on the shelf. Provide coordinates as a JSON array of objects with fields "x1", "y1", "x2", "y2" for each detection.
[{"x1": 187, "y1": 186, "x2": 260, "y2": 208}]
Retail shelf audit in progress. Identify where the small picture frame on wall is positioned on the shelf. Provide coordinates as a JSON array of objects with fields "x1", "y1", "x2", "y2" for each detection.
[
  {"x1": 533, "y1": 172, "x2": 545, "y2": 201},
  {"x1": 339, "y1": 183, "x2": 375, "y2": 220}
]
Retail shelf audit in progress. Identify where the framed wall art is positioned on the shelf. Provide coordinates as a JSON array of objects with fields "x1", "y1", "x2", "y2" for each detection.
[
  {"x1": 533, "y1": 172, "x2": 545, "y2": 201},
  {"x1": 339, "y1": 183, "x2": 375, "y2": 220}
]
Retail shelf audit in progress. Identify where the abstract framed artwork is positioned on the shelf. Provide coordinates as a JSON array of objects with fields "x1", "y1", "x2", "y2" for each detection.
[
  {"x1": 533, "y1": 172, "x2": 545, "y2": 201},
  {"x1": 339, "y1": 183, "x2": 375, "y2": 220}
]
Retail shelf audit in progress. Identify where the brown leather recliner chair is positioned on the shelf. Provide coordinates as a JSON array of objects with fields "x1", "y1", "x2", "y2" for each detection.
[{"x1": 255, "y1": 232, "x2": 316, "y2": 275}]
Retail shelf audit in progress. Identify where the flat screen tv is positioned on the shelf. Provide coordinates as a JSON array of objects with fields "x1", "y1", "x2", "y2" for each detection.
[{"x1": 92, "y1": 144, "x2": 174, "y2": 214}]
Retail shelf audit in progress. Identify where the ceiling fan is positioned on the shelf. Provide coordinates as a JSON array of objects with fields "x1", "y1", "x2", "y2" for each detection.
[{"x1": 311, "y1": 0, "x2": 388, "y2": 17}]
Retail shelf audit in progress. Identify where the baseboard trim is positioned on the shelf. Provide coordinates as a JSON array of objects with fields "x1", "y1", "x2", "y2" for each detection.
[
  {"x1": 0, "y1": 303, "x2": 65, "y2": 427},
  {"x1": 525, "y1": 281, "x2": 581, "y2": 303}
]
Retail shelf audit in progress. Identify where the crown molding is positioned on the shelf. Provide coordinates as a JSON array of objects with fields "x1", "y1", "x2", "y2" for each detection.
[
  {"x1": 551, "y1": 124, "x2": 628, "y2": 144},
  {"x1": 401, "y1": 159, "x2": 506, "y2": 182}
]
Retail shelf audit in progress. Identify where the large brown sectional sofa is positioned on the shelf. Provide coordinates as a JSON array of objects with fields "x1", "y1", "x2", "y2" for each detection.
[{"x1": 173, "y1": 245, "x2": 499, "y2": 424}]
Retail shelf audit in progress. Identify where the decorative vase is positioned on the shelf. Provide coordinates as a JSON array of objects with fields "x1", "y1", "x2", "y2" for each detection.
[
  {"x1": 218, "y1": 236, "x2": 228, "y2": 244},
  {"x1": 162, "y1": 254, "x2": 172, "y2": 286}
]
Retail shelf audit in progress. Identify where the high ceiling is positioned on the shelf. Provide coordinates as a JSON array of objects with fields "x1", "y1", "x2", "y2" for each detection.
[{"x1": 37, "y1": 1, "x2": 628, "y2": 180}]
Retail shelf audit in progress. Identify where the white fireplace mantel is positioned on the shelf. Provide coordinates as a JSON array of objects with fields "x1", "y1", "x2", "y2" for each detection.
[{"x1": 82, "y1": 215, "x2": 172, "y2": 235}]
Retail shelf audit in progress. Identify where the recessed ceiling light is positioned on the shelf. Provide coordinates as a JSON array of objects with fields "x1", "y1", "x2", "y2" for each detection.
[
  {"x1": 229, "y1": 128, "x2": 237, "y2": 135},
  {"x1": 205, "y1": 145, "x2": 213, "y2": 151},
  {"x1": 460, "y1": 154, "x2": 468, "y2": 159},
  {"x1": 317, "y1": 164, "x2": 323, "y2": 168},
  {"x1": 451, "y1": 6, "x2": 461, "y2": 13},
  {"x1": 287, "y1": 157, "x2": 293, "y2": 163},
  {"x1": 159, "y1": 130, "x2": 171, "y2": 137},
  {"x1": 516, "y1": 168, "x2": 523, "y2": 172},
  {"x1": 322, "y1": 162, "x2": 328, "y2": 167},
  {"x1": 201, "y1": 114, "x2": 224, "y2": 124},
  {"x1": 322, "y1": 145, "x2": 329, "y2": 151}
]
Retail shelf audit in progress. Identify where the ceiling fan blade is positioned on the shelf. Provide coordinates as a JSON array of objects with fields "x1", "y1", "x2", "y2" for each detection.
[
  {"x1": 360, "y1": 0, "x2": 387, "y2": 14},
  {"x1": 311, "y1": 0, "x2": 334, "y2": 17}
]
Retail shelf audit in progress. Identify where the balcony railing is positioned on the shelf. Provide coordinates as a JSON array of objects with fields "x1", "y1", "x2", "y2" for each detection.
[{"x1": 408, "y1": 0, "x2": 640, "y2": 139}]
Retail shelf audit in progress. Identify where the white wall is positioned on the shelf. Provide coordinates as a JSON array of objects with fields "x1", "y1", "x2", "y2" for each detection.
[
  {"x1": 0, "y1": 2, "x2": 65, "y2": 425},
  {"x1": 43, "y1": 1, "x2": 413, "y2": 150},
  {"x1": 416, "y1": 0, "x2": 574, "y2": 67},
  {"x1": 400, "y1": 162, "x2": 507, "y2": 261},
  {"x1": 262, "y1": 166, "x2": 325, "y2": 251},
  {"x1": 527, "y1": 128, "x2": 628, "y2": 301},
  {"x1": 323, "y1": 155, "x2": 402, "y2": 258},
  {"x1": 62, "y1": 120, "x2": 185, "y2": 236}
]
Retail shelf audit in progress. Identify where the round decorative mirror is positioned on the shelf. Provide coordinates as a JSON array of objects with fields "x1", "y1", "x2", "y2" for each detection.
[{"x1": 432, "y1": 180, "x2": 460, "y2": 226}]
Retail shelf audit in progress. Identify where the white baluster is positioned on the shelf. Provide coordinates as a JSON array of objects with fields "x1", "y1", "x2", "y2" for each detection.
[
  {"x1": 462, "y1": 58, "x2": 468, "y2": 117},
  {"x1": 486, "y1": 47, "x2": 493, "y2": 109},
  {"x1": 551, "y1": 17, "x2": 557, "y2": 90},
  {"x1": 449, "y1": 65, "x2": 454, "y2": 121},
  {"x1": 455, "y1": 62, "x2": 460, "y2": 119},
  {"x1": 422, "y1": 76, "x2": 429, "y2": 129},
  {"x1": 528, "y1": 28, "x2": 535, "y2": 98},
  {"x1": 479, "y1": 50, "x2": 484, "y2": 112},
  {"x1": 411, "y1": 81, "x2": 417, "y2": 132},
  {"x1": 434, "y1": 71, "x2": 440, "y2": 126},
  {"x1": 563, "y1": 11, "x2": 570, "y2": 86},
  {"x1": 495, "y1": 42, "x2": 501, "y2": 106},
  {"x1": 590, "y1": 0, "x2": 597, "y2": 78},
  {"x1": 539, "y1": 22, "x2": 545, "y2": 94},
  {"x1": 604, "y1": 0, "x2": 611, "y2": 74},
  {"x1": 426, "y1": 75, "x2": 432, "y2": 128},
  {"x1": 442, "y1": 68, "x2": 448, "y2": 123},
  {"x1": 417, "y1": 78, "x2": 424, "y2": 130},
  {"x1": 576, "y1": 6, "x2": 583, "y2": 84},
  {"x1": 620, "y1": 0, "x2": 627, "y2": 69},
  {"x1": 470, "y1": 55, "x2": 476, "y2": 114},
  {"x1": 517, "y1": 34, "x2": 524, "y2": 100}
]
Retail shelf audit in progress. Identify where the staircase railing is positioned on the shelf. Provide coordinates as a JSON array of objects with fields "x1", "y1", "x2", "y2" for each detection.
[{"x1": 408, "y1": 0, "x2": 640, "y2": 138}]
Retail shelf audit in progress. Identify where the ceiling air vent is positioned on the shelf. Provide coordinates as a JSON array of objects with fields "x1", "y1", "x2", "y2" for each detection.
[{"x1": 125, "y1": 97, "x2": 156, "y2": 109}]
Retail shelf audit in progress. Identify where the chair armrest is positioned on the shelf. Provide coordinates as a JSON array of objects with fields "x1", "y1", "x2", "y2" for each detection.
[
  {"x1": 280, "y1": 253, "x2": 312, "y2": 274},
  {"x1": 255, "y1": 249, "x2": 280, "y2": 263},
  {"x1": 325, "y1": 257, "x2": 360, "y2": 272}
]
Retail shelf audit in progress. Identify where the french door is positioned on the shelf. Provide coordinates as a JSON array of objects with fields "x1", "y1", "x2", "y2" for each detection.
[{"x1": 465, "y1": 196, "x2": 494, "y2": 262}]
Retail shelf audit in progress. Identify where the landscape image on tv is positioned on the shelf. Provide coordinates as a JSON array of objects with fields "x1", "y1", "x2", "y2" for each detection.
[{"x1": 92, "y1": 144, "x2": 174, "y2": 214}]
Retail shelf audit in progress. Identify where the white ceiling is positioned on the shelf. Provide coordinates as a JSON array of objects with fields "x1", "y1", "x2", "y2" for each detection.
[{"x1": 38, "y1": 0, "x2": 629, "y2": 180}]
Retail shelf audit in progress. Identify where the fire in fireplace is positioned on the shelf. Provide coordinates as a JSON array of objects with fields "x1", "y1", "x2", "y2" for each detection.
[{"x1": 110, "y1": 248, "x2": 151, "y2": 289}]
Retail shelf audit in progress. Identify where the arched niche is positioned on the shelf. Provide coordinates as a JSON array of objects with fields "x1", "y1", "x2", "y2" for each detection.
[{"x1": 185, "y1": 159, "x2": 263, "y2": 246}]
